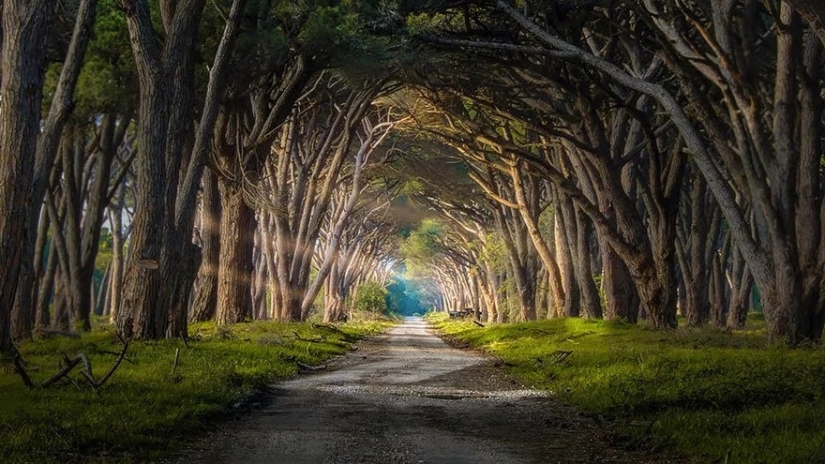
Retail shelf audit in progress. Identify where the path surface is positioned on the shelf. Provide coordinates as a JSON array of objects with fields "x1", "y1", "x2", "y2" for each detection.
[{"x1": 174, "y1": 317, "x2": 676, "y2": 463}]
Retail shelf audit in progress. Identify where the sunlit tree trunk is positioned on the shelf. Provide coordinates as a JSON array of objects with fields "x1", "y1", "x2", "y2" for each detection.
[
  {"x1": 215, "y1": 181, "x2": 255, "y2": 324},
  {"x1": 190, "y1": 170, "x2": 222, "y2": 322}
]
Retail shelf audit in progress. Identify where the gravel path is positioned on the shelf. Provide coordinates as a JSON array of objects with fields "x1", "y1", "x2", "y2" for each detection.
[{"x1": 172, "y1": 317, "x2": 679, "y2": 463}]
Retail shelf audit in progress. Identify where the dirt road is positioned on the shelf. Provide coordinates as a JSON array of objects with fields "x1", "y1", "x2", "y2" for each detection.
[{"x1": 175, "y1": 317, "x2": 675, "y2": 463}]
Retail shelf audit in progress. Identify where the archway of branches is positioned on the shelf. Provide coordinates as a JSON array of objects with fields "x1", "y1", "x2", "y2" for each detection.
[{"x1": 1, "y1": 0, "x2": 824, "y2": 354}]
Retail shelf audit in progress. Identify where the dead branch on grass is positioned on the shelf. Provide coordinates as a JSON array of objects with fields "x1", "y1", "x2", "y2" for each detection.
[
  {"x1": 296, "y1": 361, "x2": 327, "y2": 371},
  {"x1": 4, "y1": 344, "x2": 35, "y2": 389},
  {"x1": 552, "y1": 350, "x2": 573, "y2": 363},
  {"x1": 40, "y1": 334, "x2": 130, "y2": 390}
]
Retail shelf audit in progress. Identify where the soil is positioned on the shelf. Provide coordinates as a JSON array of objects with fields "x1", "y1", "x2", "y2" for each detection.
[{"x1": 169, "y1": 317, "x2": 683, "y2": 463}]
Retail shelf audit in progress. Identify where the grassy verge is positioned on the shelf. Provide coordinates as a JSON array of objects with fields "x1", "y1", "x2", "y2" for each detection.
[
  {"x1": 428, "y1": 313, "x2": 825, "y2": 464},
  {"x1": 1, "y1": 318, "x2": 393, "y2": 463}
]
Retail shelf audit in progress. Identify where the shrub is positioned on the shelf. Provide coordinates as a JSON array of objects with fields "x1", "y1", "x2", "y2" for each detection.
[{"x1": 353, "y1": 281, "x2": 389, "y2": 314}]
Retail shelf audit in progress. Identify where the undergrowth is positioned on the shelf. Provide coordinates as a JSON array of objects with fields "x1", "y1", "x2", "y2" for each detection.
[
  {"x1": 0, "y1": 319, "x2": 392, "y2": 463},
  {"x1": 429, "y1": 313, "x2": 825, "y2": 464}
]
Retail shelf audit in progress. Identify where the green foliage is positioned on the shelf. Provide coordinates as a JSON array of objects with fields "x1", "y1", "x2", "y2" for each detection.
[
  {"x1": 400, "y1": 218, "x2": 444, "y2": 275},
  {"x1": 94, "y1": 228, "x2": 114, "y2": 272},
  {"x1": 353, "y1": 281, "x2": 389, "y2": 314},
  {"x1": 0, "y1": 320, "x2": 392, "y2": 463},
  {"x1": 429, "y1": 314, "x2": 825, "y2": 464},
  {"x1": 74, "y1": 0, "x2": 138, "y2": 116}
]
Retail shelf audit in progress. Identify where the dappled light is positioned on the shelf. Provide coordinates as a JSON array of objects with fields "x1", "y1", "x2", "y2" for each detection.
[{"x1": 1, "y1": 0, "x2": 825, "y2": 462}]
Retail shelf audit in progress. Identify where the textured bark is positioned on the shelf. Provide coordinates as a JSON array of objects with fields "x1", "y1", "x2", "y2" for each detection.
[
  {"x1": 117, "y1": 0, "x2": 244, "y2": 339},
  {"x1": 11, "y1": 0, "x2": 98, "y2": 340},
  {"x1": 190, "y1": 170, "x2": 222, "y2": 322},
  {"x1": 0, "y1": 0, "x2": 54, "y2": 351},
  {"x1": 494, "y1": 202, "x2": 538, "y2": 322},
  {"x1": 786, "y1": 0, "x2": 825, "y2": 44},
  {"x1": 573, "y1": 208, "x2": 602, "y2": 318},
  {"x1": 12, "y1": 206, "x2": 49, "y2": 338},
  {"x1": 676, "y1": 172, "x2": 712, "y2": 327},
  {"x1": 601, "y1": 244, "x2": 639, "y2": 323},
  {"x1": 107, "y1": 185, "x2": 127, "y2": 323},
  {"x1": 508, "y1": 163, "x2": 565, "y2": 317},
  {"x1": 215, "y1": 182, "x2": 255, "y2": 324},
  {"x1": 555, "y1": 193, "x2": 580, "y2": 317},
  {"x1": 251, "y1": 225, "x2": 268, "y2": 320}
]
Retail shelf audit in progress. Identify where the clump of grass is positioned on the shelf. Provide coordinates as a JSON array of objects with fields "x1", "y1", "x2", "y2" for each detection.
[
  {"x1": 429, "y1": 313, "x2": 825, "y2": 463},
  {"x1": 0, "y1": 319, "x2": 393, "y2": 463}
]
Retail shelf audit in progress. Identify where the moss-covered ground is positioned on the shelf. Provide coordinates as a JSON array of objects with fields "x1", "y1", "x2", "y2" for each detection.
[
  {"x1": 429, "y1": 313, "x2": 825, "y2": 464},
  {"x1": 0, "y1": 319, "x2": 393, "y2": 463}
]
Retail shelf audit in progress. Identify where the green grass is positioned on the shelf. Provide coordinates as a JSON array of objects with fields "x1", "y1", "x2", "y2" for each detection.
[
  {"x1": 1, "y1": 319, "x2": 393, "y2": 463},
  {"x1": 429, "y1": 313, "x2": 825, "y2": 464}
]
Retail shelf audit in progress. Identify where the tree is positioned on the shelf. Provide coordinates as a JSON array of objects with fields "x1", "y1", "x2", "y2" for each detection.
[
  {"x1": 0, "y1": 1, "x2": 55, "y2": 353},
  {"x1": 116, "y1": 0, "x2": 245, "y2": 339}
]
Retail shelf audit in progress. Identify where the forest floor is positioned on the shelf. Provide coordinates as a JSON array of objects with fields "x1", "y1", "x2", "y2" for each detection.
[{"x1": 171, "y1": 317, "x2": 683, "y2": 464}]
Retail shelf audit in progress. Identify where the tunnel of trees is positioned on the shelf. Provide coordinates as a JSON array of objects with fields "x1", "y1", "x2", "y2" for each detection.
[{"x1": 2, "y1": 0, "x2": 825, "y2": 363}]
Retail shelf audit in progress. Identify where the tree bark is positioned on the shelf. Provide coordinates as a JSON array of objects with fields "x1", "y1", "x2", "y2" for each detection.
[
  {"x1": 215, "y1": 181, "x2": 255, "y2": 324},
  {"x1": 190, "y1": 169, "x2": 222, "y2": 322},
  {"x1": 0, "y1": 0, "x2": 54, "y2": 352}
]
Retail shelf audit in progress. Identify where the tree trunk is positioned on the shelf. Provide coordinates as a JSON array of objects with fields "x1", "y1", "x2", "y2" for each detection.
[
  {"x1": 190, "y1": 170, "x2": 222, "y2": 322},
  {"x1": 556, "y1": 193, "x2": 580, "y2": 317},
  {"x1": 0, "y1": 0, "x2": 53, "y2": 352},
  {"x1": 107, "y1": 187, "x2": 127, "y2": 324},
  {"x1": 573, "y1": 208, "x2": 602, "y2": 318},
  {"x1": 215, "y1": 182, "x2": 255, "y2": 324},
  {"x1": 251, "y1": 222, "x2": 268, "y2": 320}
]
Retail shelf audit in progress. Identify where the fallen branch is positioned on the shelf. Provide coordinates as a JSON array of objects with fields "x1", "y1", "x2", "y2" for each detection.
[
  {"x1": 40, "y1": 334, "x2": 130, "y2": 390},
  {"x1": 90, "y1": 336, "x2": 129, "y2": 388},
  {"x1": 553, "y1": 350, "x2": 573, "y2": 363},
  {"x1": 7, "y1": 345, "x2": 35, "y2": 389},
  {"x1": 473, "y1": 320, "x2": 485, "y2": 328},
  {"x1": 296, "y1": 361, "x2": 327, "y2": 371},
  {"x1": 172, "y1": 348, "x2": 181, "y2": 373},
  {"x1": 179, "y1": 331, "x2": 191, "y2": 349},
  {"x1": 311, "y1": 322, "x2": 346, "y2": 335},
  {"x1": 41, "y1": 355, "x2": 82, "y2": 388}
]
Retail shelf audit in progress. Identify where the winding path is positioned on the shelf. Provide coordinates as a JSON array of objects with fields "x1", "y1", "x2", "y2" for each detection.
[{"x1": 175, "y1": 317, "x2": 675, "y2": 463}]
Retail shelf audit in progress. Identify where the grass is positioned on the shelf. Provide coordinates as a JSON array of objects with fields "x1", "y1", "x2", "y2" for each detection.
[
  {"x1": 0, "y1": 318, "x2": 394, "y2": 463},
  {"x1": 428, "y1": 313, "x2": 825, "y2": 464}
]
